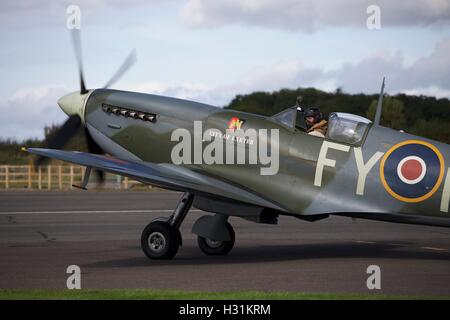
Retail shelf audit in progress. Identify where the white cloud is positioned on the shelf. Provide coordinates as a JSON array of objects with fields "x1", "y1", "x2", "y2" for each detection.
[
  {"x1": 402, "y1": 86, "x2": 450, "y2": 98},
  {"x1": 0, "y1": 0, "x2": 167, "y2": 27},
  {"x1": 0, "y1": 0, "x2": 157, "y2": 14},
  {"x1": 127, "y1": 37, "x2": 450, "y2": 106},
  {"x1": 331, "y1": 37, "x2": 450, "y2": 94},
  {"x1": 123, "y1": 61, "x2": 330, "y2": 106},
  {"x1": 0, "y1": 85, "x2": 69, "y2": 141},
  {"x1": 123, "y1": 82, "x2": 224, "y2": 105},
  {"x1": 181, "y1": 0, "x2": 450, "y2": 31}
]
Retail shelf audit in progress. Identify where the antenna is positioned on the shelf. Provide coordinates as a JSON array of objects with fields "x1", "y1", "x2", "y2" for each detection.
[
  {"x1": 374, "y1": 77, "x2": 385, "y2": 126},
  {"x1": 295, "y1": 95, "x2": 303, "y2": 112}
]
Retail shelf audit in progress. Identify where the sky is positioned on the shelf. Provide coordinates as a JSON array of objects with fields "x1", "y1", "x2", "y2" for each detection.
[{"x1": 1, "y1": 0, "x2": 450, "y2": 141}]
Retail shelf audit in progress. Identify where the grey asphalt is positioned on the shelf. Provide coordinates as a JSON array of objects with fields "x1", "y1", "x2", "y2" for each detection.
[{"x1": 1, "y1": 191, "x2": 450, "y2": 296}]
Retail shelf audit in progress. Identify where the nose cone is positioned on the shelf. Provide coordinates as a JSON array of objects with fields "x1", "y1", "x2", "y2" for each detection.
[{"x1": 57, "y1": 91, "x2": 86, "y2": 118}]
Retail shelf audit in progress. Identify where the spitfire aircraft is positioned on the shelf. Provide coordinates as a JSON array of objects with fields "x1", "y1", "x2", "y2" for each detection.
[{"x1": 25, "y1": 31, "x2": 450, "y2": 259}]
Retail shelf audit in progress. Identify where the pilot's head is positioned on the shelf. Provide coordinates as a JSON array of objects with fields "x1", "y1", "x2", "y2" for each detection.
[{"x1": 304, "y1": 107, "x2": 323, "y2": 128}]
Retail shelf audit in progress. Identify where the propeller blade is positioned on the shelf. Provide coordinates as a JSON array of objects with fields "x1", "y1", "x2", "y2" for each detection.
[
  {"x1": 95, "y1": 169, "x2": 105, "y2": 184},
  {"x1": 84, "y1": 128, "x2": 103, "y2": 154},
  {"x1": 35, "y1": 115, "x2": 82, "y2": 166},
  {"x1": 84, "y1": 128, "x2": 105, "y2": 184},
  {"x1": 70, "y1": 29, "x2": 88, "y2": 94},
  {"x1": 103, "y1": 49, "x2": 137, "y2": 89}
]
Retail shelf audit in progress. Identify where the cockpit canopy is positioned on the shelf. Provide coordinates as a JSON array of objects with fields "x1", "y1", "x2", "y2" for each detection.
[
  {"x1": 272, "y1": 108, "x2": 372, "y2": 145},
  {"x1": 327, "y1": 112, "x2": 372, "y2": 145},
  {"x1": 272, "y1": 107, "x2": 307, "y2": 130}
]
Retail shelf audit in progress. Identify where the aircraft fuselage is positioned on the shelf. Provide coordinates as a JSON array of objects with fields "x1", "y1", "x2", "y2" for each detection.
[{"x1": 84, "y1": 89, "x2": 450, "y2": 225}]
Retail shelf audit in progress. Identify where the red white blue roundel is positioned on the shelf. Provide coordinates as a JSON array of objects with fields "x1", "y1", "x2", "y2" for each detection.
[{"x1": 380, "y1": 140, "x2": 445, "y2": 203}]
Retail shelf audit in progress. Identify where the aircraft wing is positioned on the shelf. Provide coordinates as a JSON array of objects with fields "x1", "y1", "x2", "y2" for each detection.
[{"x1": 25, "y1": 148, "x2": 286, "y2": 212}]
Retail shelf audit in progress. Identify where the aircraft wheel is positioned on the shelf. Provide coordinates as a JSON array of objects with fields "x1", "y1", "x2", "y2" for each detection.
[
  {"x1": 141, "y1": 221, "x2": 180, "y2": 260},
  {"x1": 197, "y1": 222, "x2": 235, "y2": 256}
]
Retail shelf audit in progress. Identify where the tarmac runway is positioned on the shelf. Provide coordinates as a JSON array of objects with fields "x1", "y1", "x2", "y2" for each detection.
[{"x1": 1, "y1": 190, "x2": 450, "y2": 296}]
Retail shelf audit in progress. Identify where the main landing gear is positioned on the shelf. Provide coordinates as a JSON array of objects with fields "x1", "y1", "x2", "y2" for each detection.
[
  {"x1": 140, "y1": 192, "x2": 235, "y2": 260},
  {"x1": 197, "y1": 222, "x2": 235, "y2": 256}
]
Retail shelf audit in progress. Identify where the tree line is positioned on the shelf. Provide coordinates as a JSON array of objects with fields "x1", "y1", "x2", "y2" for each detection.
[{"x1": 226, "y1": 87, "x2": 450, "y2": 142}]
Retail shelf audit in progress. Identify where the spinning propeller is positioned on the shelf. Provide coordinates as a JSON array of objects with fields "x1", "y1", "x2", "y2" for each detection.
[{"x1": 35, "y1": 29, "x2": 136, "y2": 184}]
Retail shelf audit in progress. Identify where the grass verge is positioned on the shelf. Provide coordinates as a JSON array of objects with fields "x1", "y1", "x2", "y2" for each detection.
[{"x1": 0, "y1": 289, "x2": 447, "y2": 300}]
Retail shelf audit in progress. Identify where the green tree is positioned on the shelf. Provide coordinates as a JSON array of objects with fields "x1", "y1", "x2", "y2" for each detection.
[
  {"x1": 366, "y1": 97, "x2": 407, "y2": 130},
  {"x1": 409, "y1": 119, "x2": 450, "y2": 144}
]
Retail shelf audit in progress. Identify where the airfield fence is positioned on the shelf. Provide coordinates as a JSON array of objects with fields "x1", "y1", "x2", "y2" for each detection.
[{"x1": 0, "y1": 165, "x2": 145, "y2": 190}]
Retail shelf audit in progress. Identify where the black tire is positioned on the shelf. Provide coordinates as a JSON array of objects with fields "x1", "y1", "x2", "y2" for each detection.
[
  {"x1": 141, "y1": 221, "x2": 180, "y2": 260},
  {"x1": 197, "y1": 222, "x2": 235, "y2": 256}
]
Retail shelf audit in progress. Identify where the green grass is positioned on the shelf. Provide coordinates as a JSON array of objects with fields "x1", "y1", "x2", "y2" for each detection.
[{"x1": 0, "y1": 289, "x2": 447, "y2": 300}]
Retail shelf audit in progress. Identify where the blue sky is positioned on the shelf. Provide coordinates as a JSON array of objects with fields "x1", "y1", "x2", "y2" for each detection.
[{"x1": 1, "y1": 0, "x2": 450, "y2": 140}]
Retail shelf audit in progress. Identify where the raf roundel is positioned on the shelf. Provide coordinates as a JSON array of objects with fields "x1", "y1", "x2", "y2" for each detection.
[
  {"x1": 380, "y1": 140, "x2": 445, "y2": 203},
  {"x1": 397, "y1": 156, "x2": 427, "y2": 185}
]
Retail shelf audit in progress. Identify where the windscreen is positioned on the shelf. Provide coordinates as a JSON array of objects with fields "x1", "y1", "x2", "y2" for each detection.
[{"x1": 327, "y1": 113, "x2": 371, "y2": 145}]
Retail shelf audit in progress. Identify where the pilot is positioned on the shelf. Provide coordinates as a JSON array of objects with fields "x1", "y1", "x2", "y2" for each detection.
[{"x1": 304, "y1": 107, "x2": 327, "y2": 138}]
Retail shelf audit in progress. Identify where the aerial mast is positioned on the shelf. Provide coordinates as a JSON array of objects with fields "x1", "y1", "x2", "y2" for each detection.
[{"x1": 374, "y1": 77, "x2": 385, "y2": 126}]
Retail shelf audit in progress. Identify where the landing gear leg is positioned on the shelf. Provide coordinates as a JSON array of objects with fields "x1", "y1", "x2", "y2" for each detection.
[{"x1": 141, "y1": 192, "x2": 193, "y2": 260}]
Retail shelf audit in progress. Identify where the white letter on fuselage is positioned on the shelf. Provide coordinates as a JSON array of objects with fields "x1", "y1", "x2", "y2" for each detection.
[
  {"x1": 440, "y1": 169, "x2": 450, "y2": 213},
  {"x1": 259, "y1": 129, "x2": 279, "y2": 176},
  {"x1": 354, "y1": 148, "x2": 384, "y2": 196},
  {"x1": 193, "y1": 121, "x2": 203, "y2": 165},
  {"x1": 171, "y1": 128, "x2": 191, "y2": 164},
  {"x1": 314, "y1": 141, "x2": 350, "y2": 187},
  {"x1": 203, "y1": 128, "x2": 223, "y2": 165}
]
